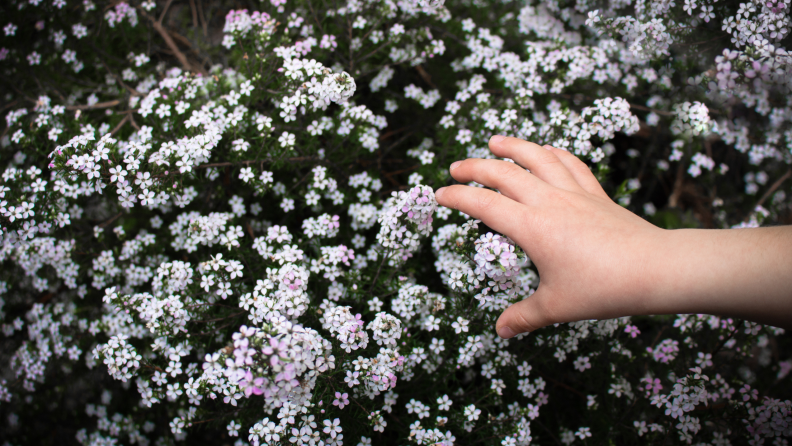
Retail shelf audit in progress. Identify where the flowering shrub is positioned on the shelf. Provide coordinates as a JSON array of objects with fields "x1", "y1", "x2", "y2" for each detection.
[{"x1": 0, "y1": 0, "x2": 791, "y2": 445}]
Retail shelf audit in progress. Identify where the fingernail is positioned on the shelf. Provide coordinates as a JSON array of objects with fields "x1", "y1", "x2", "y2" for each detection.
[
  {"x1": 449, "y1": 161, "x2": 461, "y2": 171},
  {"x1": 497, "y1": 326, "x2": 515, "y2": 339},
  {"x1": 490, "y1": 135, "x2": 506, "y2": 144},
  {"x1": 543, "y1": 144, "x2": 553, "y2": 151},
  {"x1": 435, "y1": 187, "x2": 446, "y2": 200}
]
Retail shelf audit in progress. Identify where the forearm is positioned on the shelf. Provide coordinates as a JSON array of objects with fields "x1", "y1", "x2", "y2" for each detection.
[{"x1": 647, "y1": 226, "x2": 792, "y2": 329}]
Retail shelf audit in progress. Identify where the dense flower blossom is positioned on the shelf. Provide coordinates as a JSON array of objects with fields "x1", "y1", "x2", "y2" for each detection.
[{"x1": 0, "y1": 0, "x2": 790, "y2": 444}]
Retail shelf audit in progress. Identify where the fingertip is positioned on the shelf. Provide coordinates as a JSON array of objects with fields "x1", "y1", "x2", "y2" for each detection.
[
  {"x1": 435, "y1": 186, "x2": 446, "y2": 201},
  {"x1": 490, "y1": 134, "x2": 506, "y2": 145},
  {"x1": 496, "y1": 325, "x2": 516, "y2": 339}
]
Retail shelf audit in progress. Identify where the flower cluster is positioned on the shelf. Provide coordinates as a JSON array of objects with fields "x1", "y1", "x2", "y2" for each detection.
[
  {"x1": 377, "y1": 185, "x2": 437, "y2": 262},
  {"x1": 0, "y1": 0, "x2": 790, "y2": 445},
  {"x1": 472, "y1": 233, "x2": 524, "y2": 311}
]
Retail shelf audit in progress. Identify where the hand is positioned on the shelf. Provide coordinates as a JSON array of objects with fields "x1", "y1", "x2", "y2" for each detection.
[{"x1": 435, "y1": 135, "x2": 671, "y2": 338}]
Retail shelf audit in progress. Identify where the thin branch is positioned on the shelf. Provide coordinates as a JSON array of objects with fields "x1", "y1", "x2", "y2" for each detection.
[
  {"x1": 98, "y1": 211, "x2": 123, "y2": 228},
  {"x1": 751, "y1": 168, "x2": 792, "y2": 216},
  {"x1": 0, "y1": 100, "x2": 18, "y2": 114},
  {"x1": 191, "y1": 311, "x2": 246, "y2": 324},
  {"x1": 110, "y1": 115, "x2": 130, "y2": 136},
  {"x1": 382, "y1": 164, "x2": 420, "y2": 178},
  {"x1": 711, "y1": 319, "x2": 743, "y2": 357},
  {"x1": 188, "y1": 0, "x2": 199, "y2": 30},
  {"x1": 196, "y1": 157, "x2": 318, "y2": 169},
  {"x1": 196, "y1": 0, "x2": 207, "y2": 37},
  {"x1": 138, "y1": 8, "x2": 196, "y2": 74},
  {"x1": 158, "y1": 0, "x2": 174, "y2": 24},
  {"x1": 368, "y1": 250, "x2": 390, "y2": 296},
  {"x1": 167, "y1": 29, "x2": 208, "y2": 66},
  {"x1": 668, "y1": 158, "x2": 686, "y2": 208},
  {"x1": 627, "y1": 103, "x2": 675, "y2": 116},
  {"x1": 65, "y1": 100, "x2": 121, "y2": 111},
  {"x1": 538, "y1": 372, "x2": 587, "y2": 399},
  {"x1": 379, "y1": 126, "x2": 410, "y2": 141},
  {"x1": 286, "y1": 168, "x2": 315, "y2": 194},
  {"x1": 354, "y1": 40, "x2": 395, "y2": 66},
  {"x1": 381, "y1": 131, "x2": 415, "y2": 157},
  {"x1": 415, "y1": 65, "x2": 437, "y2": 90},
  {"x1": 535, "y1": 419, "x2": 564, "y2": 446},
  {"x1": 129, "y1": 113, "x2": 141, "y2": 130},
  {"x1": 672, "y1": 34, "x2": 729, "y2": 47},
  {"x1": 98, "y1": 58, "x2": 141, "y2": 96}
]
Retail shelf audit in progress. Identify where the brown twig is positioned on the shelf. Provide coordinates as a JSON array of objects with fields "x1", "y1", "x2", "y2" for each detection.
[
  {"x1": 167, "y1": 29, "x2": 206, "y2": 63},
  {"x1": 196, "y1": 0, "x2": 207, "y2": 37},
  {"x1": 188, "y1": 0, "x2": 199, "y2": 30},
  {"x1": 711, "y1": 319, "x2": 743, "y2": 357},
  {"x1": 98, "y1": 211, "x2": 123, "y2": 228},
  {"x1": 379, "y1": 126, "x2": 410, "y2": 141},
  {"x1": 538, "y1": 372, "x2": 587, "y2": 399},
  {"x1": 382, "y1": 164, "x2": 420, "y2": 178},
  {"x1": 129, "y1": 113, "x2": 140, "y2": 130},
  {"x1": 380, "y1": 131, "x2": 415, "y2": 158},
  {"x1": 367, "y1": 250, "x2": 390, "y2": 296},
  {"x1": 535, "y1": 419, "x2": 564, "y2": 446},
  {"x1": 0, "y1": 100, "x2": 18, "y2": 114},
  {"x1": 196, "y1": 157, "x2": 318, "y2": 169},
  {"x1": 627, "y1": 103, "x2": 675, "y2": 116},
  {"x1": 189, "y1": 417, "x2": 218, "y2": 426},
  {"x1": 158, "y1": 0, "x2": 174, "y2": 24},
  {"x1": 672, "y1": 34, "x2": 729, "y2": 47},
  {"x1": 98, "y1": 58, "x2": 141, "y2": 97},
  {"x1": 750, "y1": 168, "x2": 792, "y2": 218},
  {"x1": 139, "y1": 8, "x2": 198, "y2": 74},
  {"x1": 65, "y1": 100, "x2": 121, "y2": 111},
  {"x1": 192, "y1": 311, "x2": 246, "y2": 324},
  {"x1": 668, "y1": 157, "x2": 686, "y2": 208},
  {"x1": 415, "y1": 65, "x2": 437, "y2": 90},
  {"x1": 110, "y1": 115, "x2": 130, "y2": 136}
]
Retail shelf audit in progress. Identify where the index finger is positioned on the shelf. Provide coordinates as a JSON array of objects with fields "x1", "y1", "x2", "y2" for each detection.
[
  {"x1": 489, "y1": 136, "x2": 583, "y2": 193},
  {"x1": 434, "y1": 184, "x2": 530, "y2": 240},
  {"x1": 448, "y1": 158, "x2": 548, "y2": 206}
]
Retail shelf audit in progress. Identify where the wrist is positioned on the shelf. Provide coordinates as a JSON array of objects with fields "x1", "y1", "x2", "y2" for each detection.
[{"x1": 642, "y1": 227, "x2": 792, "y2": 328}]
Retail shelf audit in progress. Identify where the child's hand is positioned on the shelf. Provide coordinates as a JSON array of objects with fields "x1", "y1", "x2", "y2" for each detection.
[
  {"x1": 435, "y1": 135, "x2": 667, "y2": 338},
  {"x1": 436, "y1": 135, "x2": 792, "y2": 336}
]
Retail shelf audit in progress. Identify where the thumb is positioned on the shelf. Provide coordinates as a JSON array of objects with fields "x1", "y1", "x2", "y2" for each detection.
[{"x1": 495, "y1": 288, "x2": 556, "y2": 339}]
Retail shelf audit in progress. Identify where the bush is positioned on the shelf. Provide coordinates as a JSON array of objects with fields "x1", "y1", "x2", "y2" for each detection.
[{"x1": 0, "y1": 0, "x2": 790, "y2": 445}]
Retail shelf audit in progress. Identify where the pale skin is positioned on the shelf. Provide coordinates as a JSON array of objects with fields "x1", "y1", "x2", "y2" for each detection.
[{"x1": 434, "y1": 135, "x2": 792, "y2": 338}]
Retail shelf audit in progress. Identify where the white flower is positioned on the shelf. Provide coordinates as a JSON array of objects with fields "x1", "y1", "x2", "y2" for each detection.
[
  {"x1": 437, "y1": 395, "x2": 452, "y2": 411},
  {"x1": 575, "y1": 427, "x2": 592, "y2": 439},
  {"x1": 279, "y1": 131, "x2": 296, "y2": 148},
  {"x1": 322, "y1": 418, "x2": 342, "y2": 438},
  {"x1": 239, "y1": 167, "x2": 254, "y2": 183},
  {"x1": 227, "y1": 420, "x2": 241, "y2": 437},
  {"x1": 464, "y1": 404, "x2": 481, "y2": 422}
]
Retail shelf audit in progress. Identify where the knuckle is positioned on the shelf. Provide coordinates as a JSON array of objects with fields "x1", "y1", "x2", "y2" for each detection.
[
  {"x1": 537, "y1": 152, "x2": 563, "y2": 166},
  {"x1": 474, "y1": 192, "x2": 497, "y2": 211},
  {"x1": 568, "y1": 162, "x2": 591, "y2": 178},
  {"x1": 545, "y1": 188, "x2": 571, "y2": 206},
  {"x1": 533, "y1": 292, "x2": 561, "y2": 327},
  {"x1": 494, "y1": 162, "x2": 522, "y2": 180},
  {"x1": 512, "y1": 306, "x2": 541, "y2": 333}
]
